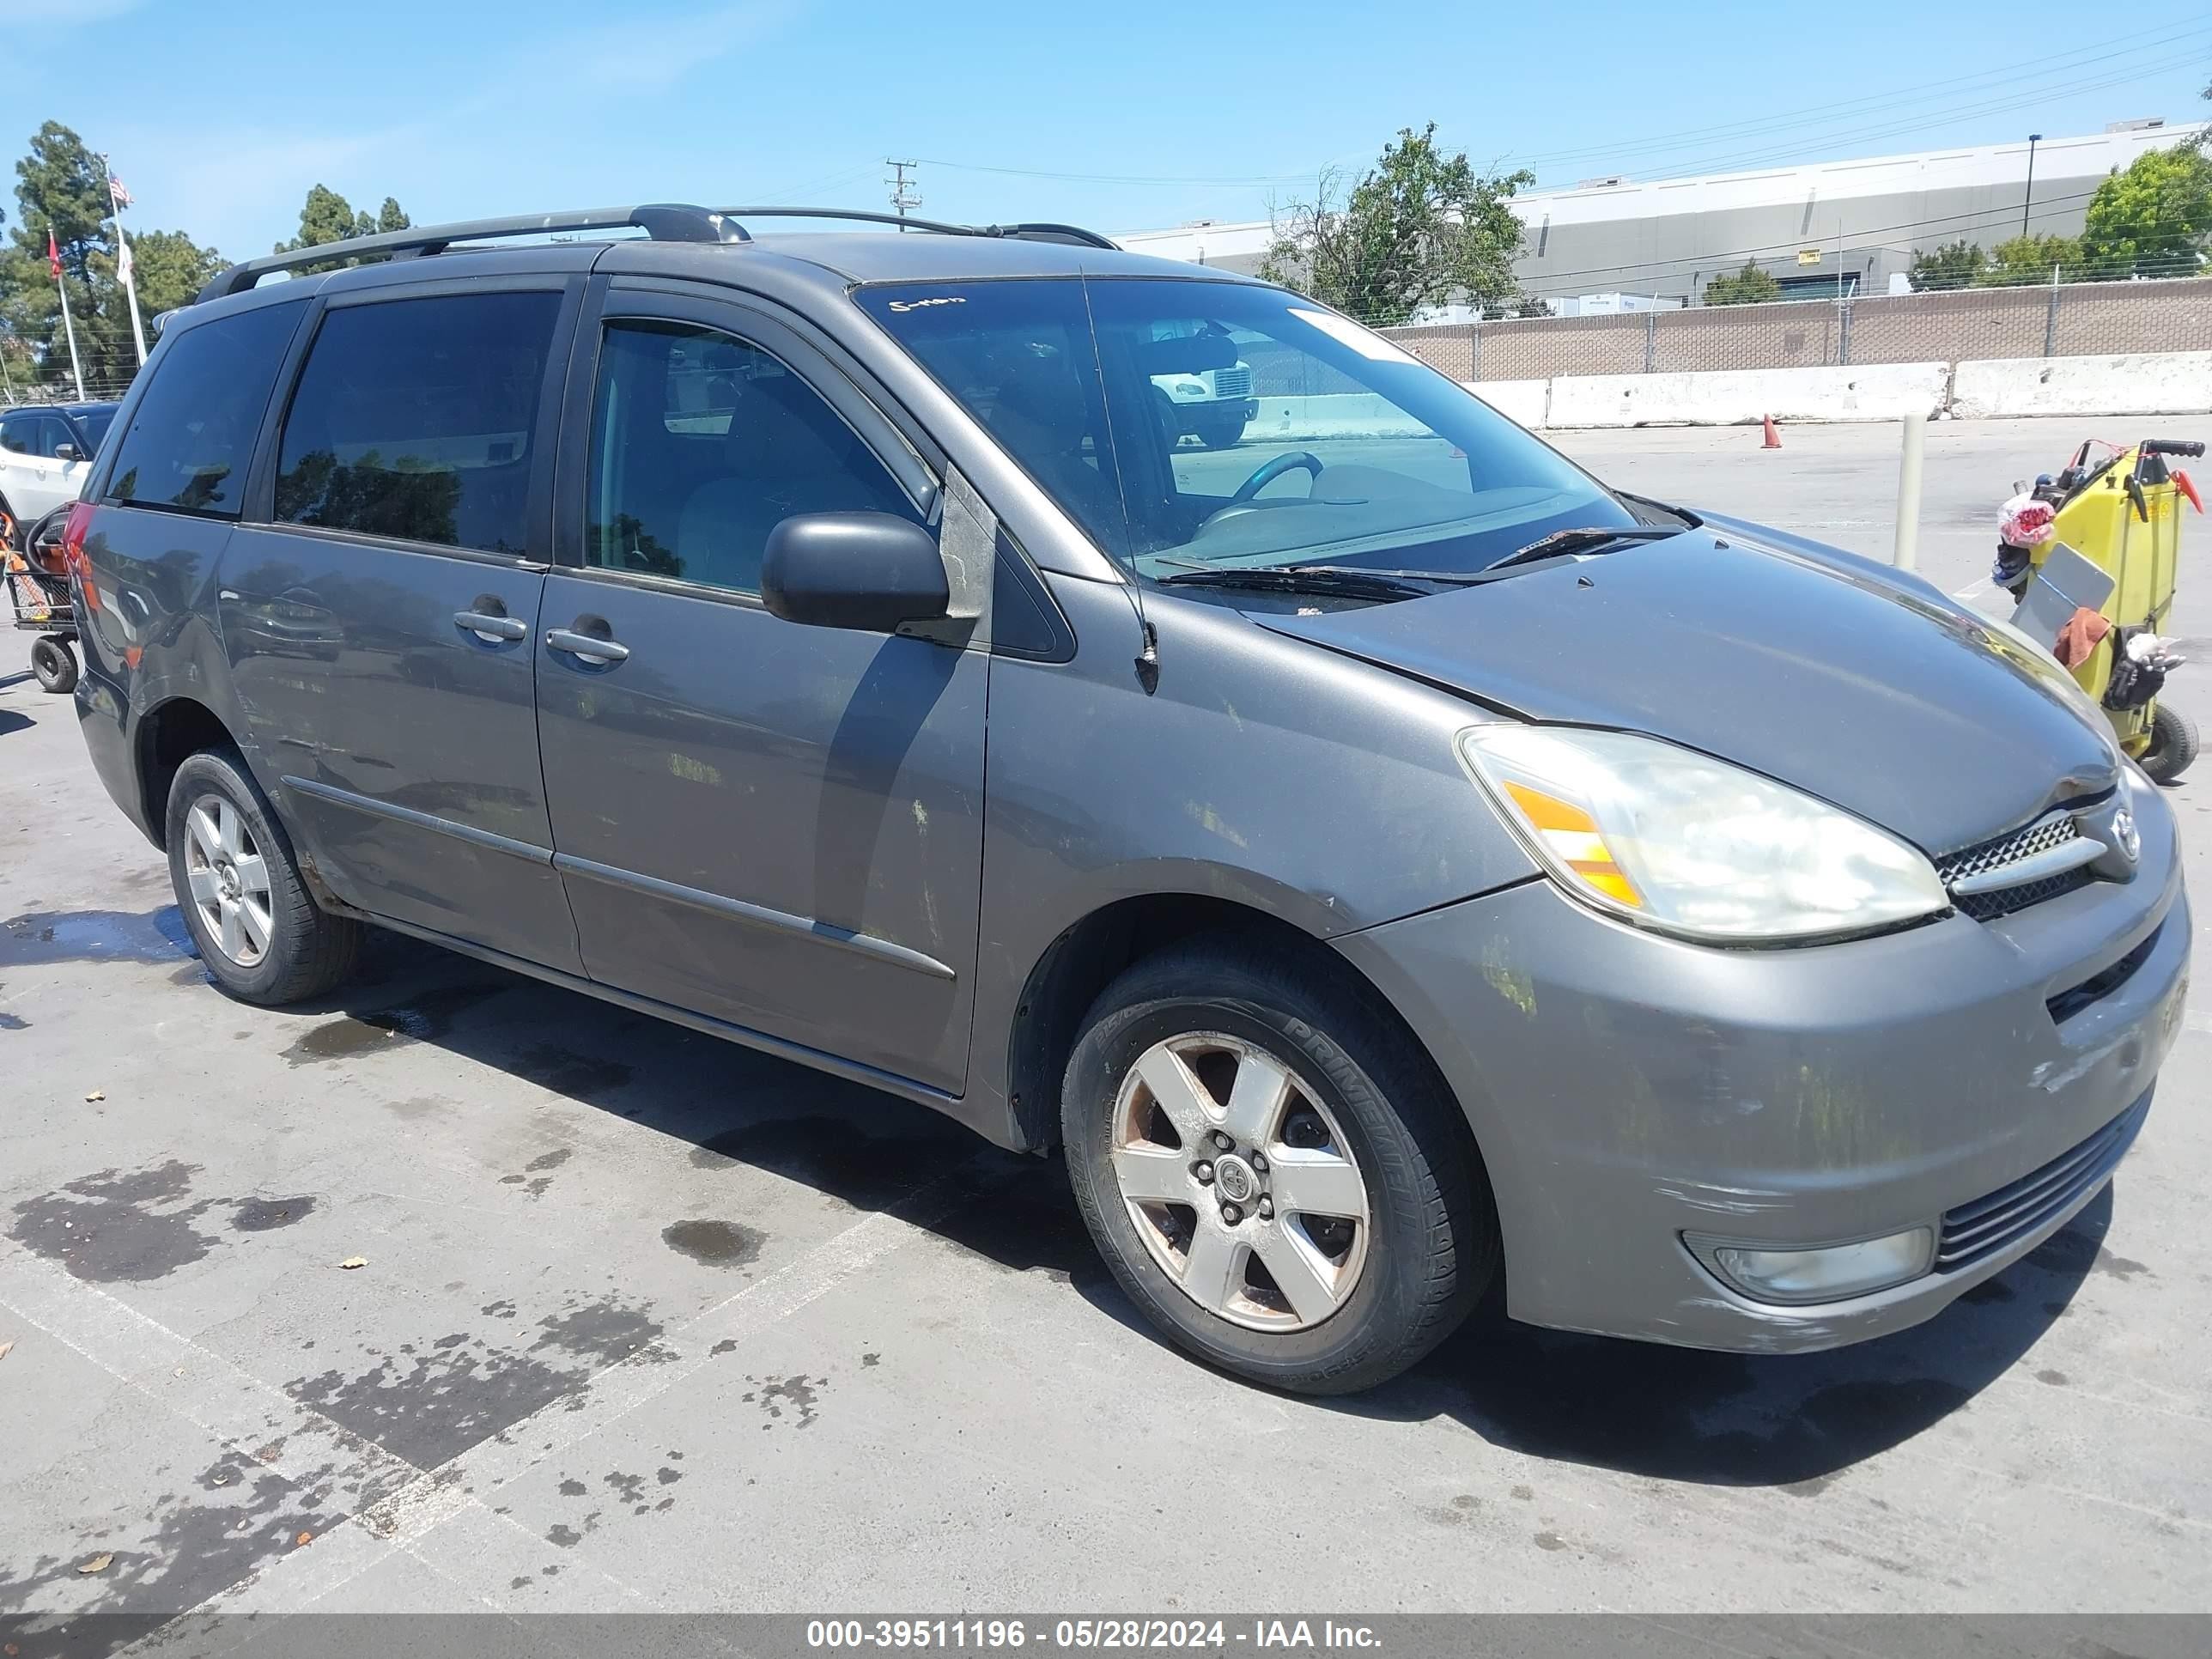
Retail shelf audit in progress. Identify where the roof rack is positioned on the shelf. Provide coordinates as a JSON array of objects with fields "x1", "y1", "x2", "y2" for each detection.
[
  {"x1": 192, "y1": 201, "x2": 1121, "y2": 306},
  {"x1": 711, "y1": 206, "x2": 1120, "y2": 249},
  {"x1": 194, "y1": 204, "x2": 751, "y2": 303}
]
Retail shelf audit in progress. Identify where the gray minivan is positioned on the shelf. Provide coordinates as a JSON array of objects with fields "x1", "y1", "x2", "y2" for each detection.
[{"x1": 67, "y1": 205, "x2": 2190, "y2": 1393}]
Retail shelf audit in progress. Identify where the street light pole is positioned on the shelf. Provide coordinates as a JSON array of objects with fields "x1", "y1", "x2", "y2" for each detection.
[{"x1": 2021, "y1": 133, "x2": 2043, "y2": 240}]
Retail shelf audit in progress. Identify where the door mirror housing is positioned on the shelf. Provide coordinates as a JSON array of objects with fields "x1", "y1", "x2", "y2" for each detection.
[
  {"x1": 53, "y1": 442, "x2": 82, "y2": 463},
  {"x1": 761, "y1": 512, "x2": 950, "y2": 634}
]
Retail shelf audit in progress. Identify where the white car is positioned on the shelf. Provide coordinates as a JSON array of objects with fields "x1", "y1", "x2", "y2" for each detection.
[{"x1": 0, "y1": 402, "x2": 116, "y2": 544}]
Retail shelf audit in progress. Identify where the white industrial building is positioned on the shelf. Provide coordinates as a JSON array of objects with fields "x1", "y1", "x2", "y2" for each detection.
[{"x1": 1114, "y1": 119, "x2": 2209, "y2": 309}]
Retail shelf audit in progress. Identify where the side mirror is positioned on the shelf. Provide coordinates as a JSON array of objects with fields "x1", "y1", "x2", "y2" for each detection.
[
  {"x1": 761, "y1": 512, "x2": 949, "y2": 634},
  {"x1": 54, "y1": 442, "x2": 82, "y2": 463}
]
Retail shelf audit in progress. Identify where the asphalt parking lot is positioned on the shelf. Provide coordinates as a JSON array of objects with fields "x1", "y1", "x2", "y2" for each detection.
[{"x1": 2, "y1": 416, "x2": 2208, "y2": 1635}]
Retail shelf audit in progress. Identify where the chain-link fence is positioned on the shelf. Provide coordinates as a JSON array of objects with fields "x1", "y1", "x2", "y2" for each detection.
[{"x1": 1381, "y1": 276, "x2": 2212, "y2": 383}]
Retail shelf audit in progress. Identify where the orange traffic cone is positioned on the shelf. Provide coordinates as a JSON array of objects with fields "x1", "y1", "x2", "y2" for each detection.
[{"x1": 1761, "y1": 414, "x2": 1782, "y2": 449}]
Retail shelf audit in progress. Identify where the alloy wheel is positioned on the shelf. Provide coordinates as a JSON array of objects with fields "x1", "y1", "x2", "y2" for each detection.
[
  {"x1": 1109, "y1": 1032, "x2": 1371, "y2": 1331},
  {"x1": 183, "y1": 793, "x2": 274, "y2": 968}
]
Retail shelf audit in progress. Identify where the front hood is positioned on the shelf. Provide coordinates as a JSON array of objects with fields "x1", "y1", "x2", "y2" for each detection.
[{"x1": 1252, "y1": 527, "x2": 2118, "y2": 854}]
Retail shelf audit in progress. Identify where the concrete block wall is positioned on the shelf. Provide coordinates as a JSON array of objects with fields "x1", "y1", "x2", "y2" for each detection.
[{"x1": 1249, "y1": 351, "x2": 2209, "y2": 442}]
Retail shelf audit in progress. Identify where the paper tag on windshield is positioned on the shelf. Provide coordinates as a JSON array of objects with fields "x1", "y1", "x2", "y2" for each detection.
[{"x1": 1288, "y1": 307, "x2": 1425, "y2": 367}]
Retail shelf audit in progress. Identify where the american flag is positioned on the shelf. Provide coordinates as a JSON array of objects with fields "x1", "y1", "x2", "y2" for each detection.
[{"x1": 108, "y1": 174, "x2": 132, "y2": 210}]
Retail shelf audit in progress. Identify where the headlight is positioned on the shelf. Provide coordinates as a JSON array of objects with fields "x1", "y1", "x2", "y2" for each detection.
[{"x1": 1458, "y1": 726, "x2": 1949, "y2": 943}]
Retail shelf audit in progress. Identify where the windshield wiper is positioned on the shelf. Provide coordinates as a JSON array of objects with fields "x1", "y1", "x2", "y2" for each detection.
[
  {"x1": 1486, "y1": 525, "x2": 1682, "y2": 574},
  {"x1": 1158, "y1": 563, "x2": 1468, "y2": 600}
]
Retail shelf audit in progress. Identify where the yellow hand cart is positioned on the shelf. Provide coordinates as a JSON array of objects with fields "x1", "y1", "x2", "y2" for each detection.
[{"x1": 2008, "y1": 438, "x2": 2199, "y2": 782}]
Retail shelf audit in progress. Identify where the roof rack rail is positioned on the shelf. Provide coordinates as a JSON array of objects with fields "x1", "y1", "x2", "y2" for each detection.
[
  {"x1": 194, "y1": 203, "x2": 750, "y2": 304},
  {"x1": 191, "y1": 201, "x2": 1121, "y2": 307},
  {"x1": 712, "y1": 206, "x2": 1119, "y2": 250}
]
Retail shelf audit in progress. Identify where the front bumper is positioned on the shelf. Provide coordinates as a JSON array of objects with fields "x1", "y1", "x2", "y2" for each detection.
[{"x1": 1334, "y1": 789, "x2": 2190, "y2": 1353}]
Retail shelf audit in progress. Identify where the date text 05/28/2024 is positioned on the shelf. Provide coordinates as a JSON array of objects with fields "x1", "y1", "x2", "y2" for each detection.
[{"x1": 805, "y1": 1620, "x2": 1383, "y2": 1650}]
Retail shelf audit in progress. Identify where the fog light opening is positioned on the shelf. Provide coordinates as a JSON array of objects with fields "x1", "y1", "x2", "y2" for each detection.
[{"x1": 1687, "y1": 1226, "x2": 1936, "y2": 1306}]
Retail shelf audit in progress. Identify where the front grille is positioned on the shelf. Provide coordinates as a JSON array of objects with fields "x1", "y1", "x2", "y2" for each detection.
[
  {"x1": 1936, "y1": 805, "x2": 2102, "y2": 921},
  {"x1": 1213, "y1": 368, "x2": 1253, "y2": 399},
  {"x1": 1936, "y1": 1095, "x2": 2148, "y2": 1271}
]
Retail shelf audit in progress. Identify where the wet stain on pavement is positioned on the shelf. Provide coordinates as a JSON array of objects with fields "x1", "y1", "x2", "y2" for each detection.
[
  {"x1": 0, "y1": 907, "x2": 191, "y2": 968},
  {"x1": 662, "y1": 1218, "x2": 764, "y2": 1267},
  {"x1": 231, "y1": 1195, "x2": 317, "y2": 1232},
  {"x1": 605, "y1": 1471, "x2": 645, "y2": 1504},
  {"x1": 0, "y1": 1010, "x2": 26, "y2": 1030},
  {"x1": 558, "y1": 1479, "x2": 587, "y2": 1498},
  {"x1": 9, "y1": 1161, "x2": 221, "y2": 1283},
  {"x1": 283, "y1": 980, "x2": 513, "y2": 1065},
  {"x1": 740, "y1": 1374, "x2": 824, "y2": 1429},
  {"x1": 0, "y1": 1456, "x2": 348, "y2": 1619},
  {"x1": 286, "y1": 1337, "x2": 580, "y2": 1468},
  {"x1": 531, "y1": 1297, "x2": 670, "y2": 1367}
]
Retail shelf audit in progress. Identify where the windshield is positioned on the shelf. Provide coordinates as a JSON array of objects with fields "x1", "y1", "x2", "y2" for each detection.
[
  {"x1": 857, "y1": 277, "x2": 1640, "y2": 580},
  {"x1": 74, "y1": 407, "x2": 117, "y2": 453}
]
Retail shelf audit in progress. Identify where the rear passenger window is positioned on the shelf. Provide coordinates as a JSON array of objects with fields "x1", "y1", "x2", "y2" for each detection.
[
  {"x1": 106, "y1": 301, "x2": 301, "y2": 518},
  {"x1": 275, "y1": 291, "x2": 560, "y2": 555},
  {"x1": 586, "y1": 320, "x2": 920, "y2": 594},
  {"x1": 104, "y1": 302, "x2": 301, "y2": 517}
]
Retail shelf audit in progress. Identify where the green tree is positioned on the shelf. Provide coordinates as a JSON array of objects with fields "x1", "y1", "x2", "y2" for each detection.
[
  {"x1": 0, "y1": 122, "x2": 227, "y2": 395},
  {"x1": 2076, "y1": 144, "x2": 2212, "y2": 279},
  {"x1": 1972, "y1": 233, "x2": 2081, "y2": 287},
  {"x1": 1700, "y1": 261, "x2": 1782, "y2": 306},
  {"x1": 0, "y1": 120, "x2": 125, "y2": 392},
  {"x1": 276, "y1": 184, "x2": 413, "y2": 271},
  {"x1": 1908, "y1": 239, "x2": 1983, "y2": 291},
  {"x1": 116, "y1": 228, "x2": 228, "y2": 317},
  {"x1": 1258, "y1": 125, "x2": 1534, "y2": 326}
]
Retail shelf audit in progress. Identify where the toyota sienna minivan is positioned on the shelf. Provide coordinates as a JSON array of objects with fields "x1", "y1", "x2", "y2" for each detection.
[{"x1": 66, "y1": 204, "x2": 2191, "y2": 1393}]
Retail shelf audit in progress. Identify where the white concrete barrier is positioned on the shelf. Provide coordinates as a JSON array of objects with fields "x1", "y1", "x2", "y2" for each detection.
[
  {"x1": 1950, "y1": 352, "x2": 2212, "y2": 419},
  {"x1": 1250, "y1": 393, "x2": 1425, "y2": 441},
  {"x1": 1544, "y1": 362, "x2": 1950, "y2": 430},
  {"x1": 1464, "y1": 379, "x2": 1548, "y2": 428}
]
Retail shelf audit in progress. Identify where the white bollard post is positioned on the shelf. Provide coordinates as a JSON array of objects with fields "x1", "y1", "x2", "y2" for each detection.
[{"x1": 1893, "y1": 411, "x2": 1925, "y2": 571}]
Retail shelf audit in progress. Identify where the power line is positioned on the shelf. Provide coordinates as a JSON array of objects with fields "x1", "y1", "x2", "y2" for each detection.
[{"x1": 1494, "y1": 22, "x2": 2212, "y2": 174}]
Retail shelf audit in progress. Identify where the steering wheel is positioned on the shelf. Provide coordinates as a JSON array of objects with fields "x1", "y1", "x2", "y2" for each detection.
[{"x1": 1230, "y1": 451, "x2": 1325, "y2": 505}]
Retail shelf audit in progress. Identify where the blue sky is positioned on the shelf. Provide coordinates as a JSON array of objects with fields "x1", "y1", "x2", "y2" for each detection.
[{"x1": 13, "y1": 0, "x2": 2211, "y2": 260}]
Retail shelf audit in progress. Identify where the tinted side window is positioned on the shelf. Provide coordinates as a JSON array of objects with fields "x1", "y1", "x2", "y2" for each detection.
[
  {"x1": 107, "y1": 301, "x2": 301, "y2": 517},
  {"x1": 586, "y1": 320, "x2": 921, "y2": 596},
  {"x1": 0, "y1": 415, "x2": 35, "y2": 455},
  {"x1": 276, "y1": 292, "x2": 561, "y2": 555},
  {"x1": 37, "y1": 416, "x2": 76, "y2": 459}
]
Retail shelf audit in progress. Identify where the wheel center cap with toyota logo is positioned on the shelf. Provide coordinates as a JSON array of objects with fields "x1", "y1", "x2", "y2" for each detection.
[{"x1": 1212, "y1": 1155, "x2": 1256, "y2": 1205}]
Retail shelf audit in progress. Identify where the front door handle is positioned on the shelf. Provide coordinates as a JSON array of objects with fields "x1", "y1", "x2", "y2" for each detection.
[
  {"x1": 545, "y1": 627, "x2": 630, "y2": 666},
  {"x1": 454, "y1": 610, "x2": 527, "y2": 643}
]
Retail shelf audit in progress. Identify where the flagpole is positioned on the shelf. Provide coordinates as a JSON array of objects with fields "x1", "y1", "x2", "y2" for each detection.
[
  {"x1": 102, "y1": 157, "x2": 148, "y2": 366},
  {"x1": 49, "y1": 228, "x2": 87, "y2": 402}
]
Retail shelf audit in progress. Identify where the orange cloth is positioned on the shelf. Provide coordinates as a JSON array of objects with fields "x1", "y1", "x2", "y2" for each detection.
[{"x1": 2053, "y1": 606, "x2": 2112, "y2": 669}]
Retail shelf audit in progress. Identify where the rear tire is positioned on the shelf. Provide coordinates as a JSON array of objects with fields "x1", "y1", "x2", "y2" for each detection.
[
  {"x1": 1060, "y1": 938, "x2": 1493, "y2": 1394},
  {"x1": 2141, "y1": 702, "x2": 2198, "y2": 785},
  {"x1": 1193, "y1": 414, "x2": 1247, "y2": 451},
  {"x1": 165, "y1": 748, "x2": 363, "y2": 1005},
  {"x1": 29, "y1": 636, "x2": 77, "y2": 695}
]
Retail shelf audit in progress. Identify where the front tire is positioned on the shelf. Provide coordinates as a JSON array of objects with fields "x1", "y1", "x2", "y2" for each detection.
[
  {"x1": 2140, "y1": 702, "x2": 2197, "y2": 784},
  {"x1": 1193, "y1": 414, "x2": 1247, "y2": 451},
  {"x1": 1060, "y1": 939, "x2": 1493, "y2": 1394},
  {"x1": 29, "y1": 636, "x2": 77, "y2": 695},
  {"x1": 165, "y1": 748, "x2": 363, "y2": 1004}
]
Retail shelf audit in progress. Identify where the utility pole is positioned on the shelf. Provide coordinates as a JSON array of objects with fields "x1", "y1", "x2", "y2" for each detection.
[
  {"x1": 2021, "y1": 133, "x2": 2043, "y2": 240},
  {"x1": 885, "y1": 160, "x2": 920, "y2": 230}
]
